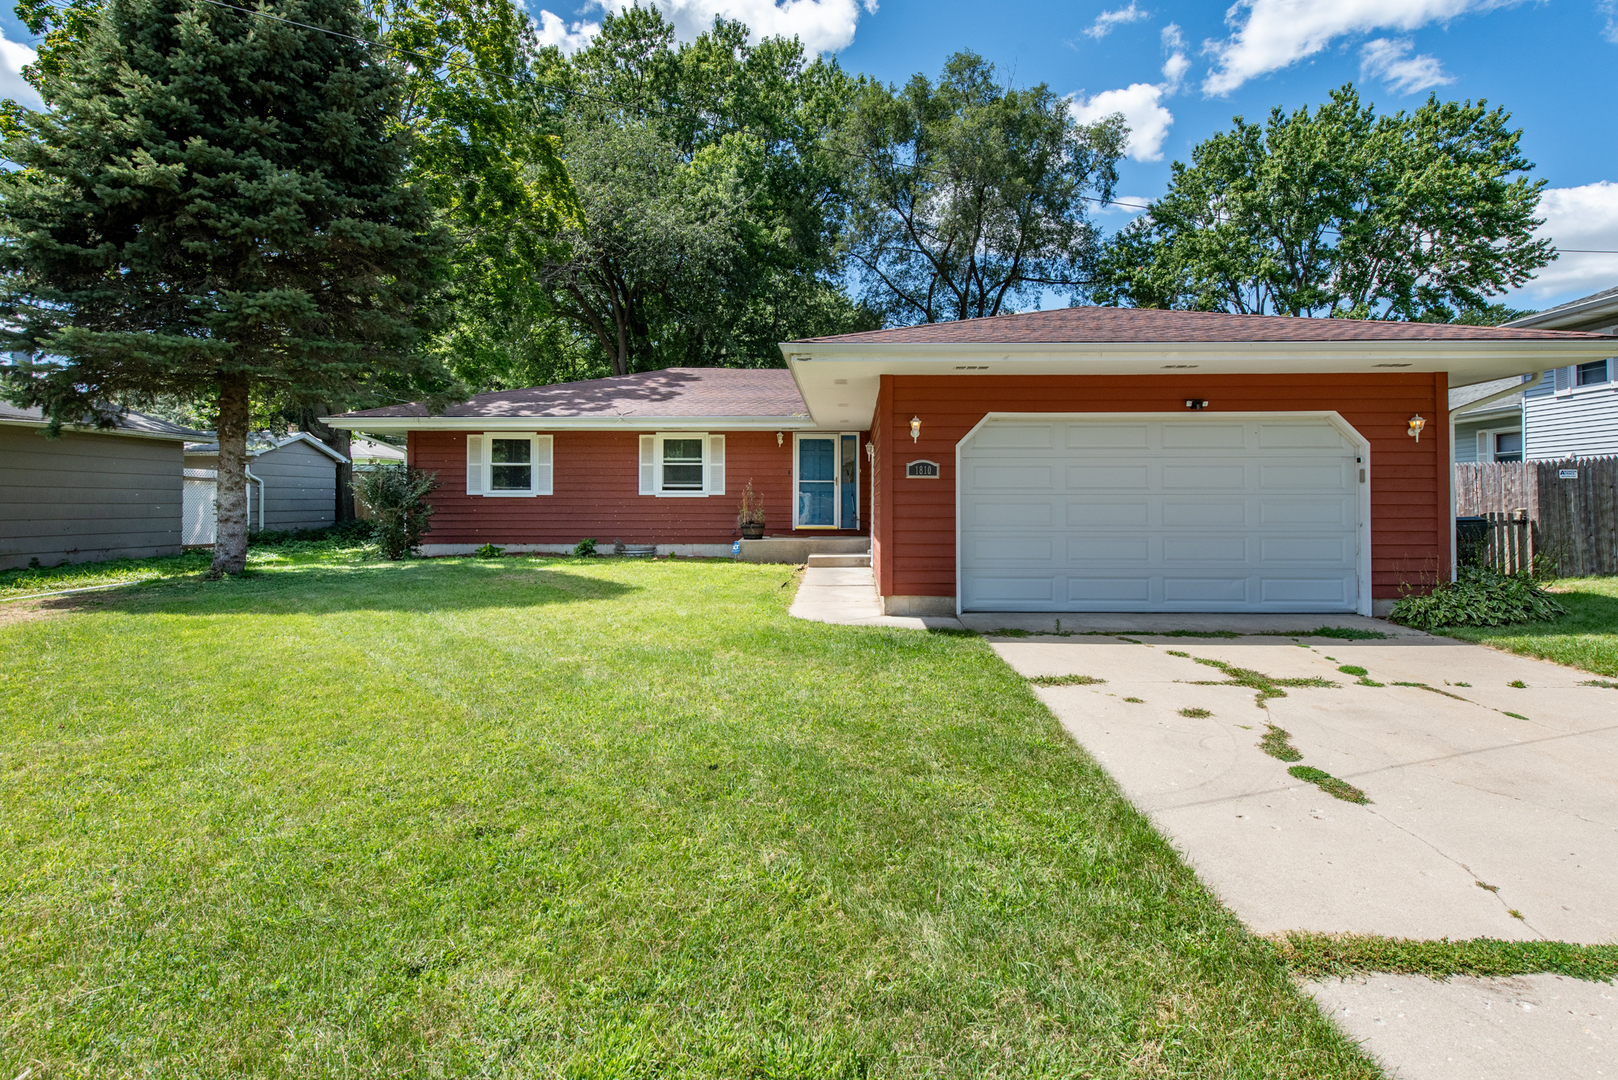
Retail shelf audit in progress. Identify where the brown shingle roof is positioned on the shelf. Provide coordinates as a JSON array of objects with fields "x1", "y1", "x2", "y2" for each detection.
[
  {"x1": 794, "y1": 306, "x2": 1616, "y2": 345},
  {"x1": 340, "y1": 367, "x2": 807, "y2": 420},
  {"x1": 0, "y1": 402, "x2": 203, "y2": 439}
]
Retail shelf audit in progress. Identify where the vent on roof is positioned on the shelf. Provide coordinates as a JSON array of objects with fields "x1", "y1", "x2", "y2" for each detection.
[
  {"x1": 1161, "y1": 364, "x2": 1199, "y2": 369},
  {"x1": 953, "y1": 365, "x2": 990, "y2": 370},
  {"x1": 1373, "y1": 363, "x2": 1413, "y2": 367}
]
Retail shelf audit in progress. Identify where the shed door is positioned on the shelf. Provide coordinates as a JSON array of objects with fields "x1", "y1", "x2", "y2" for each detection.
[{"x1": 958, "y1": 416, "x2": 1361, "y2": 613}]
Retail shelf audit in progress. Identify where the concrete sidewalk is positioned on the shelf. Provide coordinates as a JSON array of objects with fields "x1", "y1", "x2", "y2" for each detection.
[{"x1": 787, "y1": 565, "x2": 964, "y2": 630}]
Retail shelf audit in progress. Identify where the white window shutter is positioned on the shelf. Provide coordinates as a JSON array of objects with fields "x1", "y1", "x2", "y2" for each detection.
[
  {"x1": 706, "y1": 434, "x2": 725, "y2": 495},
  {"x1": 466, "y1": 435, "x2": 485, "y2": 495},
  {"x1": 1555, "y1": 366, "x2": 1573, "y2": 394},
  {"x1": 533, "y1": 435, "x2": 553, "y2": 495},
  {"x1": 639, "y1": 434, "x2": 656, "y2": 495}
]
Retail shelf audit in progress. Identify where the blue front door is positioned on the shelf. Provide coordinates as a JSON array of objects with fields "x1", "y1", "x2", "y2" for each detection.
[{"x1": 797, "y1": 438, "x2": 836, "y2": 526}]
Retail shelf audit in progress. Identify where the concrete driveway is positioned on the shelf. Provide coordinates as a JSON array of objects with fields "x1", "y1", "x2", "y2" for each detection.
[
  {"x1": 988, "y1": 625, "x2": 1618, "y2": 943},
  {"x1": 987, "y1": 622, "x2": 1618, "y2": 1077}
]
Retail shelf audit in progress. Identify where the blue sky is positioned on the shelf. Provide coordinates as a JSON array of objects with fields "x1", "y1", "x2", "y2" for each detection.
[{"x1": 3, "y1": 0, "x2": 1613, "y2": 309}]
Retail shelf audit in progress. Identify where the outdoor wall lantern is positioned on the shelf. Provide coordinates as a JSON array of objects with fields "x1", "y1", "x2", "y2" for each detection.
[
  {"x1": 776, "y1": 431, "x2": 784, "y2": 447},
  {"x1": 1407, "y1": 415, "x2": 1426, "y2": 442},
  {"x1": 1184, "y1": 399, "x2": 1210, "y2": 410},
  {"x1": 910, "y1": 416, "x2": 921, "y2": 443}
]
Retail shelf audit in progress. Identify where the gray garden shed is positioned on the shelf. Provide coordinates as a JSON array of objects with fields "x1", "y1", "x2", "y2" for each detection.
[
  {"x1": 183, "y1": 432, "x2": 350, "y2": 542},
  {"x1": 0, "y1": 403, "x2": 202, "y2": 570}
]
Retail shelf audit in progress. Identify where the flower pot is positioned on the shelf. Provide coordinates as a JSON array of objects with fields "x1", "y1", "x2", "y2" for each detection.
[{"x1": 740, "y1": 522, "x2": 765, "y2": 540}]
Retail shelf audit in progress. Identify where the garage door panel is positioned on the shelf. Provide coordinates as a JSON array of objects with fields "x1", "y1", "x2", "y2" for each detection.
[
  {"x1": 1261, "y1": 463, "x2": 1351, "y2": 491},
  {"x1": 960, "y1": 416, "x2": 1362, "y2": 613},
  {"x1": 1067, "y1": 536, "x2": 1151, "y2": 562},
  {"x1": 1065, "y1": 464, "x2": 1149, "y2": 489},
  {"x1": 970, "y1": 464, "x2": 1054, "y2": 489},
  {"x1": 1064, "y1": 423, "x2": 1149, "y2": 449},
  {"x1": 1164, "y1": 577, "x2": 1249, "y2": 602},
  {"x1": 1067, "y1": 577, "x2": 1152, "y2": 602},
  {"x1": 971, "y1": 500, "x2": 1054, "y2": 527},
  {"x1": 1164, "y1": 536, "x2": 1247, "y2": 563},
  {"x1": 971, "y1": 536, "x2": 1054, "y2": 562},
  {"x1": 1261, "y1": 498, "x2": 1353, "y2": 525},
  {"x1": 1162, "y1": 464, "x2": 1245, "y2": 489},
  {"x1": 1259, "y1": 423, "x2": 1354, "y2": 449},
  {"x1": 1161, "y1": 423, "x2": 1247, "y2": 449},
  {"x1": 1262, "y1": 537, "x2": 1355, "y2": 562},
  {"x1": 1162, "y1": 499, "x2": 1248, "y2": 526},
  {"x1": 1067, "y1": 500, "x2": 1150, "y2": 526}
]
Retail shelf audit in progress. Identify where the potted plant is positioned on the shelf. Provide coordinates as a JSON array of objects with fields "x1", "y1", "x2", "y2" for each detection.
[{"x1": 737, "y1": 480, "x2": 766, "y2": 540}]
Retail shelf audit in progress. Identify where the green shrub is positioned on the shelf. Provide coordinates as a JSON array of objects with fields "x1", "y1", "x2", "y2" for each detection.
[
  {"x1": 1390, "y1": 565, "x2": 1567, "y2": 631},
  {"x1": 352, "y1": 464, "x2": 439, "y2": 560},
  {"x1": 473, "y1": 543, "x2": 505, "y2": 558},
  {"x1": 574, "y1": 537, "x2": 597, "y2": 557}
]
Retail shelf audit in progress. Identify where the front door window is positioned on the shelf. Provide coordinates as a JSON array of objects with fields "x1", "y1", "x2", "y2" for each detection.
[{"x1": 797, "y1": 438, "x2": 836, "y2": 526}]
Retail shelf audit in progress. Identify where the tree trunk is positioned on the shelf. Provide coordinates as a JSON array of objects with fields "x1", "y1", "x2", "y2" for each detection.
[{"x1": 211, "y1": 373, "x2": 251, "y2": 577}]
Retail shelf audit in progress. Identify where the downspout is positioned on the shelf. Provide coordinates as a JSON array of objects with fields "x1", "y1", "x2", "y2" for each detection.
[
  {"x1": 245, "y1": 464, "x2": 265, "y2": 533},
  {"x1": 1447, "y1": 373, "x2": 1540, "y2": 582}
]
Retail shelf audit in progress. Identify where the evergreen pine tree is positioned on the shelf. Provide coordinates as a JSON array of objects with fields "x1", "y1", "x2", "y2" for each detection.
[{"x1": 0, "y1": 0, "x2": 446, "y2": 574}]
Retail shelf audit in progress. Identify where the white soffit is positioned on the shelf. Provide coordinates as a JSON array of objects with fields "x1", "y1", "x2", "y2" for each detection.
[{"x1": 782, "y1": 339, "x2": 1618, "y2": 431}]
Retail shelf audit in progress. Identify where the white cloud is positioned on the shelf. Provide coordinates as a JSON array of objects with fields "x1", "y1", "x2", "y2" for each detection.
[
  {"x1": 1068, "y1": 22, "x2": 1187, "y2": 161},
  {"x1": 533, "y1": 9, "x2": 602, "y2": 53},
  {"x1": 1201, "y1": 0, "x2": 1514, "y2": 95},
  {"x1": 1071, "y1": 82, "x2": 1174, "y2": 161},
  {"x1": 1359, "y1": 37, "x2": 1452, "y2": 92},
  {"x1": 0, "y1": 35, "x2": 42, "y2": 111},
  {"x1": 1093, "y1": 194, "x2": 1153, "y2": 216},
  {"x1": 539, "y1": 0, "x2": 871, "y2": 54},
  {"x1": 1602, "y1": 0, "x2": 1618, "y2": 42},
  {"x1": 1085, "y1": 2, "x2": 1149, "y2": 39},
  {"x1": 1513, "y1": 182, "x2": 1618, "y2": 303}
]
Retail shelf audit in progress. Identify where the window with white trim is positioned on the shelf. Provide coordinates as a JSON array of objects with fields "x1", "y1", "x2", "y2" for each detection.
[
  {"x1": 465, "y1": 433, "x2": 552, "y2": 497},
  {"x1": 638, "y1": 433, "x2": 725, "y2": 496},
  {"x1": 1576, "y1": 359, "x2": 1612, "y2": 387}
]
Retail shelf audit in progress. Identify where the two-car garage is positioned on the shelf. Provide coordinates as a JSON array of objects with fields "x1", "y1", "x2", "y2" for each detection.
[{"x1": 957, "y1": 414, "x2": 1369, "y2": 614}]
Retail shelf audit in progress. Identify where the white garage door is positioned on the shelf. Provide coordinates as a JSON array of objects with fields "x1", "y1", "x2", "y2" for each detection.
[{"x1": 959, "y1": 416, "x2": 1363, "y2": 613}]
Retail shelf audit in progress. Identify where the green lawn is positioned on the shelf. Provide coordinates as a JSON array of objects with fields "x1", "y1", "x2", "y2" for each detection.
[
  {"x1": 0, "y1": 552, "x2": 1378, "y2": 1078},
  {"x1": 1439, "y1": 576, "x2": 1618, "y2": 678}
]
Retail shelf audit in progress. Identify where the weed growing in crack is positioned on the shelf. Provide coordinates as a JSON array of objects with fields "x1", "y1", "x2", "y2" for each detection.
[
  {"x1": 1180, "y1": 707, "x2": 1213, "y2": 718},
  {"x1": 1028, "y1": 674, "x2": 1105, "y2": 686},
  {"x1": 1476, "y1": 881, "x2": 1500, "y2": 893},
  {"x1": 1454, "y1": 681, "x2": 1472, "y2": 687},
  {"x1": 1503, "y1": 711, "x2": 1529, "y2": 721},
  {"x1": 1287, "y1": 765, "x2": 1369, "y2": 804},
  {"x1": 1181, "y1": 655, "x2": 1336, "y2": 707},
  {"x1": 1123, "y1": 696, "x2": 1145, "y2": 703},
  {"x1": 1391, "y1": 681, "x2": 1468, "y2": 701},
  {"x1": 1509, "y1": 679, "x2": 1528, "y2": 688},
  {"x1": 1259, "y1": 725, "x2": 1303, "y2": 762},
  {"x1": 1581, "y1": 679, "x2": 1618, "y2": 689},
  {"x1": 1337, "y1": 665, "x2": 1368, "y2": 676}
]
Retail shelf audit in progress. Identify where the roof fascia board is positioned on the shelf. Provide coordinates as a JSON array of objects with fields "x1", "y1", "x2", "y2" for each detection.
[
  {"x1": 276, "y1": 431, "x2": 351, "y2": 464},
  {"x1": 1507, "y1": 295, "x2": 1618, "y2": 331},
  {"x1": 0, "y1": 417, "x2": 195, "y2": 441},
  {"x1": 787, "y1": 339, "x2": 1618, "y2": 365},
  {"x1": 319, "y1": 415, "x2": 820, "y2": 433}
]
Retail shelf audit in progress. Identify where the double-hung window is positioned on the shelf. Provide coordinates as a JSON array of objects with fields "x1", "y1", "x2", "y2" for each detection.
[
  {"x1": 639, "y1": 433, "x2": 725, "y2": 496},
  {"x1": 465, "y1": 433, "x2": 553, "y2": 497},
  {"x1": 1576, "y1": 359, "x2": 1612, "y2": 387}
]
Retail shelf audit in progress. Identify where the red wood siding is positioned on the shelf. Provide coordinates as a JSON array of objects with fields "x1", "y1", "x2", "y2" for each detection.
[
  {"x1": 409, "y1": 429, "x2": 868, "y2": 546},
  {"x1": 872, "y1": 373, "x2": 1449, "y2": 600}
]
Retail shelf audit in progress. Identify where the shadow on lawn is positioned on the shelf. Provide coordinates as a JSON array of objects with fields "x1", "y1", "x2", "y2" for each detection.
[{"x1": 90, "y1": 562, "x2": 641, "y2": 617}]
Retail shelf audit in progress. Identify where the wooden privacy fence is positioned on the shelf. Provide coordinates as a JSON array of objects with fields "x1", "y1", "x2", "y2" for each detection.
[{"x1": 1454, "y1": 456, "x2": 1618, "y2": 577}]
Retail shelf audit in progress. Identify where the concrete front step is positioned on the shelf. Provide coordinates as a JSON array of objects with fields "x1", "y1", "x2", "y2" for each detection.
[
  {"x1": 736, "y1": 536, "x2": 870, "y2": 564},
  {"x1": 806, "y1": 553, "x2": 871, "y2": 568}
]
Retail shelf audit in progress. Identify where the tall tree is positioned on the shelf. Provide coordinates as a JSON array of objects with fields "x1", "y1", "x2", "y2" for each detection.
[
  {"x1": 836, "y1": 51, "x2": 1126, "y2": 325},
  {"x1": 0, "y1": 0, "x2": 445, "y2": 575},
  {"x1": 1090, "y1": 85, "x2": 1554, "y2": 320},
  {"x1": 531, "y1": 9, "x2": 875, "y2": 378}
]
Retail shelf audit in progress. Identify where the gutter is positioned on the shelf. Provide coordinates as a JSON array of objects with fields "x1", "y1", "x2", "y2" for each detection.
[{"x1": 245, "y1": 465, "x2": 265, "y2": 532}]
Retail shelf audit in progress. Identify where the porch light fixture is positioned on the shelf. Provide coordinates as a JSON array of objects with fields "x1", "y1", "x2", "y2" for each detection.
[
  {"x1": 909, "y1": 416, "x2": 921, "y2": 443},
  {"x1": 1407, "y1": 415, "x2": 1426, "y2": 442},
  {"x1": 1185, "y1": 399, "x2": 1210, "y2": 410},
  {"x1": 776, "y1": 431, "x2": 783, "y2": 447}
]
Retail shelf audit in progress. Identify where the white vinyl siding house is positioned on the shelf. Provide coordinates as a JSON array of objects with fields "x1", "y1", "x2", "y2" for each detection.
[{"x1": 1521, "y1": 362, "x2": 1618, "y2": 460}]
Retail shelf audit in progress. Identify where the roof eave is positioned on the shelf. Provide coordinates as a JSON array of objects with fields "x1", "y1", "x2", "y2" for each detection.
[
  {"x1": 781, "y1": 339, "x2": 1617, "y2": 364},
  {"x1": 0, "y1": 417, "x2": 197, "y2": 442},
  {"x1": 320, "y1": 414, "x2": 820, "y2": 433}
]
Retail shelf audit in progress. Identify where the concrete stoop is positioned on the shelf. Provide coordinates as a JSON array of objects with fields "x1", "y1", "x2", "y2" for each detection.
[
  {"x1": 736, "y1": 536, "x2": 869, "y2": 564},
  {"x1": 806, "y1": 553, "x2": 871, "y2": 568}
]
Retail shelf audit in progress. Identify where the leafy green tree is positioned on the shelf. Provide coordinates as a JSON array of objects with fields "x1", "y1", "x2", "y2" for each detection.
[
  {"x1": 1091, "y1": 85, "x2": 1554, "y2": 320},
  {"x1": 836, "y1": 51, "x2": 1127, "y2": 325},
  {"x1": 532, "y1": 9, "x2": 875, "y2": 377},
  {"x1": 0, "y1": 0, "x2": 446, "y2": 575}
]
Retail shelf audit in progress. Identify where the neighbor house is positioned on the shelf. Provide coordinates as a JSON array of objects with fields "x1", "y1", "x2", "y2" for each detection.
[
  {"x1": 182, "y1": 432, "x2": 350, "y2": 543},
  {"x1": 327, "y1": 307, "x2": 1614, "y2": 617},
  {"x1": 1453, "y1": 286, "x2": 1618, "y2": 463},
  {"x1": 0, "y1": 403, "x2": 202, "y2": 570}
]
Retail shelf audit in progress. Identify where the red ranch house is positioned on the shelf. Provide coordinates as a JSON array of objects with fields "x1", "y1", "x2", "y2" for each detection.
[{"x1": 328, "y1": 307, "x2": 1614, "y2": 617}]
